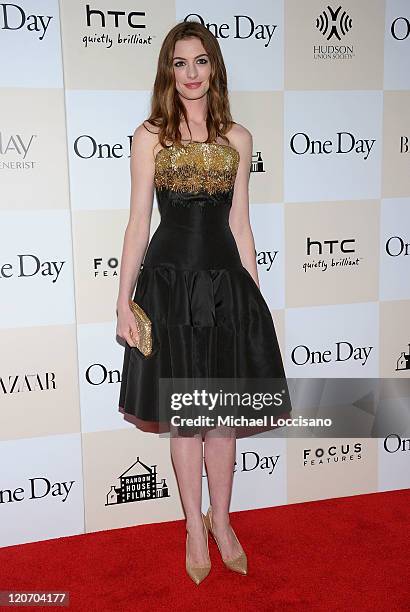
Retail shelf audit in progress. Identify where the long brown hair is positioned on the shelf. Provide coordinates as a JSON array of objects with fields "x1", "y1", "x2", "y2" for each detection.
[{"x1": 145, "y1": 21, "x2": 235, "y2": 148}]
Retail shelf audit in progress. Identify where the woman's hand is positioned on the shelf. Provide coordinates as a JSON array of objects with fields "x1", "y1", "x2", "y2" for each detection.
[{"x1": 116, "y1": 302, "x2": 140, "y2": 348}]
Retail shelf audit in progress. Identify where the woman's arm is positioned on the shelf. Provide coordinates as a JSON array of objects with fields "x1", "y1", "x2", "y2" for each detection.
[
  {"x1": 228, "y1": 126, "x2": 260, "y2": 288},
  {"x1": 116, "y1": 122, "x2": 155, "y2": 314}
]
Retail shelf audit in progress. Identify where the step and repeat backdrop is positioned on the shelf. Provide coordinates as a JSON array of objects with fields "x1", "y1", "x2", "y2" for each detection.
[{"x1": 1, "y1": 0, "x2": 409, "y2": 547}]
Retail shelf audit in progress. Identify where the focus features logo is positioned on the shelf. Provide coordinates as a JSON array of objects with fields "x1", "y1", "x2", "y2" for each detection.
[{"x1": 303, "y1": 443, "x2": 362, "y2": 466}]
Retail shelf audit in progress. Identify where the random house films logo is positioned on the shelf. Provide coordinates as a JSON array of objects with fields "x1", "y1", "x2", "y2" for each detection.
[
  {"x1": 396, "y1": 343, "x2": 410, "y2": 372},
  {"x1": 106, "y1": 457, "x2": 169, "y2": 505},
  {"x1": 314, "y1": 5, "x2": 355, "y2": 60},
  {"x1": 251, "y1": 150, "x2": 265, "y2": 175}
]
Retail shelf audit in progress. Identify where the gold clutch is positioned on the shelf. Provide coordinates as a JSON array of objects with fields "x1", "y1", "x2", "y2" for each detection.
[{"x1": 128, "y1": 299, "x2": 153, "y2": 356}]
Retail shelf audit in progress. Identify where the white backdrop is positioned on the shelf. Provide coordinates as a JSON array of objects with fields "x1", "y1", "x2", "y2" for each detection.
[{"x1": 0, "y1": 0, "x2": 409, "y2": 547}]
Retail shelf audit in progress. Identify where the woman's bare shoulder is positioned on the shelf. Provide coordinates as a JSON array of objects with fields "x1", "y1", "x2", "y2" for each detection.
[
  {"x1": 226, "y1": 122, "x2": 252, "y2": 151},
  {"x1": 141, "y1": 119, "x2": 160, "y2": 135},
  {"x1": 130, "y1": 121, "x2": 161, "y2": 158}
]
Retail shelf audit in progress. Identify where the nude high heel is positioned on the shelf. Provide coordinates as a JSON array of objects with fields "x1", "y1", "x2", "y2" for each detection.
[
  {"x1": 204, "y1": 505, "x2": 247, "y2": 575},
  {"x1": 185, "y1": 513, "x2": 211, "y2": 585}
]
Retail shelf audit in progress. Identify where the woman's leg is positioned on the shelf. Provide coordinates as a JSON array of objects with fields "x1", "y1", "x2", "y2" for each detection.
[
  {"x1": 170, "y1": 431, "x2": 209, "y2": 566},
  {"x1": 203, "y1": 427, "x2": 244, "y2": 560}
]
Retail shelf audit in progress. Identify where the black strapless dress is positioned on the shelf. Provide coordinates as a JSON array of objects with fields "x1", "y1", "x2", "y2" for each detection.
[{"x1": 118, "y1": 141, "x2": 292, "y2": 434}]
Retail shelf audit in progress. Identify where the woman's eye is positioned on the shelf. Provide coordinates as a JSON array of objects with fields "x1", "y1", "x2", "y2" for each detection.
[{"x1": 174, "y1": 58, "x2": 208, "y2": 68}]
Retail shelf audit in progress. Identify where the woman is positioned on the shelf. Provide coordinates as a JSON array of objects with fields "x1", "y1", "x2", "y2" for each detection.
[{"x1": 116, "y1": 21, "x2": 291, "y2": 585}]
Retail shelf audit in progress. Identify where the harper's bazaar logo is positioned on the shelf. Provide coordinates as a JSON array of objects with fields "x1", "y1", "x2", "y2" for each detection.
[
  {"x1": 0, "y1": 254, "x2": 66, "y2": 284},
  {"x1": 0, "y1": 478, "x2": 74, "y2": 504},
  {"x1": 313, "y1": 5, "x2": 354, "y2": 60},
  {"x1": 184, "y1": 13, "x2": 277, "y2": 48},
  {"x1": 291, "y1": 342, "x2": 373, "y2": 367},
  {"x1": 106, "y1": 457, "x2": 170, "y2": 505},
  {"x1": 234, "y1": 451, "x2": 280, "y2": 476},
  {"x1": 0, "y1": 3, "x2": 53, "y2": 41},
  {"x1": 303, "y1": 442, "x2": 362, "y2": 466},
  {"x1": 83, "y1": 4, "x2": 152, "y2": 49},
  {"x1": 1, "y1": 372, "x2": 57, "y2": 395},
  {"x1": 302, "y1": 236, "x2": 363, "y2": 273},
  {"x1": 289, "y1": 132, "x2": 375, "y2": 160}
]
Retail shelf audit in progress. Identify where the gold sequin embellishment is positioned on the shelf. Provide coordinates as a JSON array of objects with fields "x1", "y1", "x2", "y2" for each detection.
[{"x1": 154, "y1": 142, "x2": 240, "y2": 195}]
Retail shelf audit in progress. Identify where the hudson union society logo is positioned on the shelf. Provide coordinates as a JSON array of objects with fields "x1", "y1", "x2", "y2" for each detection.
[
  {"x1": 105, "y1": 456, "x2": 170, "y2": 505},
  {"x1": 314, "y1": 5, "x2": 355, "y2": 60},
  {"x1": 316, "y1": 5, "x2": 352, "y2": 41}
]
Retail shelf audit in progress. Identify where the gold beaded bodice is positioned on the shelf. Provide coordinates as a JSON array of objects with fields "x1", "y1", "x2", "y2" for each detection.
[
  {"x1": 154, "y1": 141, "x2": 240, "y2": 196},
  {"x1": 143, "y1": 140, "x2": 243, "y2": 269}
]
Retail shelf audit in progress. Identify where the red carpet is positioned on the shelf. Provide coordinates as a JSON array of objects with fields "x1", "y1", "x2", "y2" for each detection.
[{"x1": 0, "y1": 489, "x2": 409, "y2": 611}]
